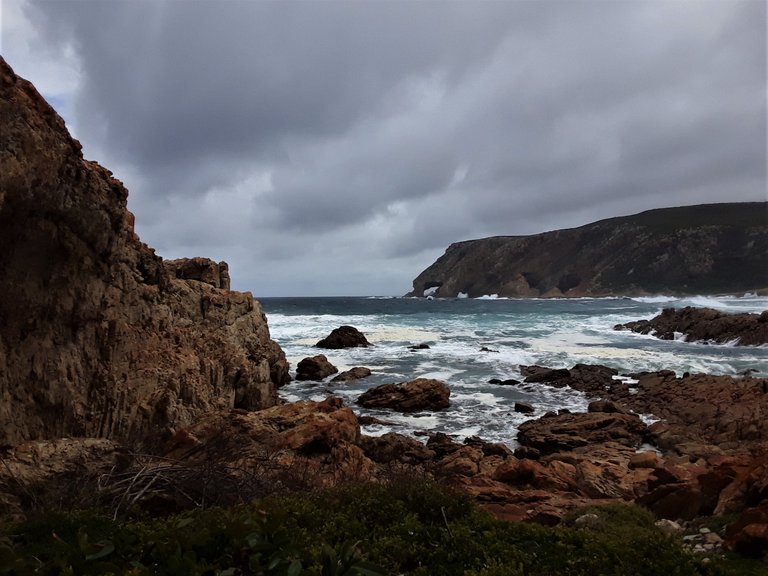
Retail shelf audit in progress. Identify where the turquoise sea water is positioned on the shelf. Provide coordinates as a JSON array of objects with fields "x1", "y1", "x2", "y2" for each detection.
[{"x1": 260, "y1": 295, "x2": 768, "y2": 446}]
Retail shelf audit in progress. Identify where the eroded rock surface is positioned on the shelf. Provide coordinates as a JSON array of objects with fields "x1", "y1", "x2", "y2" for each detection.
[
  {"x1": 296, "y1": 355, "x2": 338, "y2": 381},
  {"x1": 357, "y1": 378, "x2": 450, "y2": 412},
  {"x1": 517, "y1": 412, "x2": 648, "y2": 455},
  {"x1": 331, "y1": 367, "x2": 372, "y2": 382},
  {"x1": 616, "y1": 306, "x2": 768, "y2": 346},
  {"x1": 0, "y1": 57, "x2": 288, "y2": 448}
]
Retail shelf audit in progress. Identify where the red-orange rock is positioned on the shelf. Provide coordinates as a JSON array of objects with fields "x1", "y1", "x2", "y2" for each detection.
[
  {"x1": 629, "y1": 451, "x2": 661, "y2": 469},
  {"x1": 0, "y1": 58, "x2": 288, "y2": 448},
  {"x1": 359, "y1": 432, "x2": 436, "y2": 464},
  {"x1": 517, "y1": 412, "x2": 647, "y2": 455},
  {"x1": 164, "y1": 258, "x2": 231, "y2": 289},
  {"x1": 357, "y1": 378, "x2": 450, "y2": 412},
  {"x1": 725, "y1": 501, "x2": 768, "y2": 557},
  {"x1": 639, "y1": 483, "x2": 703, "y2": 521}
]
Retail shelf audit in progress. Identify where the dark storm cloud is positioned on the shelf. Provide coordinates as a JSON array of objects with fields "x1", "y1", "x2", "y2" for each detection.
[{"x1": 5, "y1": 0, "x2": 766, "y2": 295}]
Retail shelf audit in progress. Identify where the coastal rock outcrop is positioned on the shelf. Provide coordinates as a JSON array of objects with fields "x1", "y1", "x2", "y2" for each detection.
[
  {"x1": 615, "y1": 306, "x2": 768, "y2": 346},
  {"x1": 407, "y1": 203, "x2": 768, "y2": 297},
  {"x1": 296, "y1": 355, "x2": 339, "y2": 381},
  {"x1": 0, "y1": 57, "x2": 288, "y2": 448},
  {"x1": 316, "y1": 325, "x2": 370, "y2": 348},
  {"x1": 357, "y1": 378, "x2": 450, "y2": 412},
  {"x1": 164, "y1": 257, "x2": 231, "y2": 289},
  {"x1": 164, "y1": 397, "x2": 361, "y2": 461},
  {"x1": 331, "y1": 367, "x2": 372, "y2": 382},
  {"x1": 517, "y1": 412, "x2": 648, "y2": 455}
]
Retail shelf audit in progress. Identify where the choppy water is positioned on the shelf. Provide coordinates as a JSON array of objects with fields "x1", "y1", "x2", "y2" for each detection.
[{"x1": 260, "y1": 295, "x2": 768, "y2": 446}]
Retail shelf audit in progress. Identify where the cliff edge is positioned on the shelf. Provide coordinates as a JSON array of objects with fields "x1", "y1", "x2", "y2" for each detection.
[
  {"x1": 0, "y1": 58, "x2": 289, "y2": 448},
  {"x1": 408, "y1": 203, "x2": 768, "y2": 298}
]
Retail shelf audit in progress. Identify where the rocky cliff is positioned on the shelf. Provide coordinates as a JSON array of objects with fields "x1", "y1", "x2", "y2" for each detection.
[
  {"x1": 0, "y1": 57, "x2": 288, "y2": 448},
  {"x1": 408, "y1": 203, "x2": 768, "y2": 297}
]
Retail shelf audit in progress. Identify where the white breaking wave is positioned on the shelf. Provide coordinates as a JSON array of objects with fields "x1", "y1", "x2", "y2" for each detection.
[
  {"x1": 631, "y1": 296, "x2": 678, "y2": 304},
  {"x1": 263, "y1": 294, "x2": 768, "y2": 445}
]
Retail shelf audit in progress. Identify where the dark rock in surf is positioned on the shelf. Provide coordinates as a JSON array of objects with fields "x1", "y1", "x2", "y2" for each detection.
[
  {"x1": 296, "y1": 355, "x2": 338, "y2": 381},
  {"x1": 316, "y1": 325, "x2": 370, "y2": 349},
  {"x1": 515, "y1": 402, "x2": 535, "y2": 414},
  {"x1": 408, "y1": 343, "x2": 430, "y2": 350},
  {"x1": 331, "y1": 367, "x2": 372, "y2": 382},
  {"x1": 489, "y1": 378, "x2": 520, "y2": 386},
  {"x1": 520, "y1": 366, "x2": 571, "y2": 385},
  {"x1": 615, "y1": 307, "x2": 768, "y2": 346}
]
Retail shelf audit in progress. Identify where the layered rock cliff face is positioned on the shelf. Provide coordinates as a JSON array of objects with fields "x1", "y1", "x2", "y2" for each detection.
[
  {"x1": 408, "y1": 203, "x2": 768, "y2": 297},
  {"x1": 0, "y1": 58, "x2": 288, "y2": 448}
]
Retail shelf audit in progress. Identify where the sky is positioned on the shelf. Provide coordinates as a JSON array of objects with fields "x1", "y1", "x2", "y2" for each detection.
[{"x1": 1, "y1": 0, "x2": 766, "y2": 296}]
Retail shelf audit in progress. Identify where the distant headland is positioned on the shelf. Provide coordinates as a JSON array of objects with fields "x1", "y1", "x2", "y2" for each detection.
[{"x1": 407, "y1": 202, "x2": 768, "y2": 298}]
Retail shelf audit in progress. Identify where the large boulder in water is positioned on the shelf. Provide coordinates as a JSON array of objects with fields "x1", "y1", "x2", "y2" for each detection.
[
  {"x1": 317, "y1": 325, "x2": 370, "y2": 348},
  {"x1": 357, "y1": 378, "x2": 450, "y2": 412},
  {"x1": 296, "y1": 355, "x2": 338, "y2": 381}
]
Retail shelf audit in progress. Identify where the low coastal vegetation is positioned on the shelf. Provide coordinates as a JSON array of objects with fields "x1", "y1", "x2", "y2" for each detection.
[{"x1": 2, "y1": 479, "x2": 764, "y2": 576}]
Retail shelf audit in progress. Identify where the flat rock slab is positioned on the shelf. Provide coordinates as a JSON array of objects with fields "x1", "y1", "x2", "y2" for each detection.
[
  {"x1": 357, "y1": 378, "x2": 450, "y2": 412},
  {"x1": 517, "y1": 412, "x2": 648, "y2": 456},
  {"x1": 331, "y1": 367, "x2": 372, "y2": 382}
]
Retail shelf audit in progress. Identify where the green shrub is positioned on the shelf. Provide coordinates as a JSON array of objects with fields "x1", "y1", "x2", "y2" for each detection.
[{"x1": 2, "y1": 480, "x2": 765, "y2": 576}]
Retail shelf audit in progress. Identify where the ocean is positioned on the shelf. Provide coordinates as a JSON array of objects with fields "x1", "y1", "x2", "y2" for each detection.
[{"x1": 260, "y1": 295, "x2": 768, "y2": 447}]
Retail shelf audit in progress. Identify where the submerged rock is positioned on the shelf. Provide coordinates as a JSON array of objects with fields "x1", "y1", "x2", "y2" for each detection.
[{"x1": 408, "y1": 343, "x2": 431, "y2": 350}]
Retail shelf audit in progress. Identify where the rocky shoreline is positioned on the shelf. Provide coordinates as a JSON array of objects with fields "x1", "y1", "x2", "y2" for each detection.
[
  {"x1": 1, "y1": 56, "x2": 767, "y2": 565},
  {"x1": 2, "y1": 363, "x2": 767, "y2": 558},
  {"x1": 615, "y1": 306, "x2": 768, "y2": 346}
]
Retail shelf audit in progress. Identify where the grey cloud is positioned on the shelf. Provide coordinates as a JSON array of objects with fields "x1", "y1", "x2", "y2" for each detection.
[{"x1": 5, "y1": 0, "x2": 765, "y2": 296}]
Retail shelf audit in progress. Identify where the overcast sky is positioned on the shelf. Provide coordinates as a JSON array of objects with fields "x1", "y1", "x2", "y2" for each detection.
[{"x1": 2, "y1": 0, "x2": 765, "y2": 296}]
